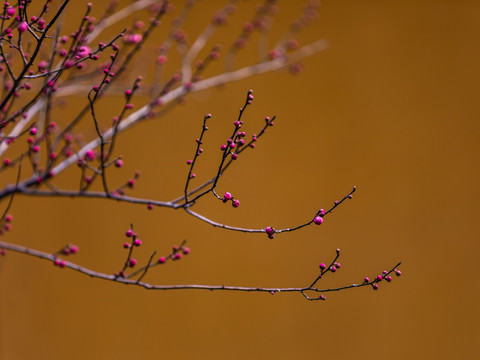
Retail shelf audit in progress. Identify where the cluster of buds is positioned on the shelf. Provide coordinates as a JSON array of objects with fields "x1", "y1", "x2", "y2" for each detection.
[
  {"x1": 181, "y1": 90, "x2": 279, "y2": 211},
  {"x1": 53, "y1": 258, "x2": 66, "y2": 268},
  {"x1": 58, "y1": 243, "x2": 79, "y2": 256},
  {"x1": 313, "y1": 209, "x2": 326, "y2": 225},
  {"x1": 121, "y1": 228, "x2": 142, "y2": 270},
  {"x1": 364, "y1": 268, "x2": 402, "y2": 290},
  {"x1": 318, "y1": 261, "x2": 341, "y2": 273},
  {"x1": 165, "y1": 244, "x2": 191, "y2": 262},
  {"x1": 0, "y1": 214, "x2": 13, "y2": 235},
  {"x1": 52, "y1": 242, "x2": 79, "y2": 269},
  {"x1": 114, "y1": 227, "x2": 191, "y2": 280},
  {"x1": 222, "y1": 192, "x2": 240, "y2": 208}
]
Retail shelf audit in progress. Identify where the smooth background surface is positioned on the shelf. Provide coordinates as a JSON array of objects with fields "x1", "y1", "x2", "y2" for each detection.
[{"x1": 1, "y1": 1, "x2": 479, "y2": 359}]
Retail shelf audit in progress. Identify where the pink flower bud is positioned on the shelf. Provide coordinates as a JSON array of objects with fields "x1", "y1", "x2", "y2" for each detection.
[
  {"x1": 38, "y1": 61, "x2": 48, "y2": 72},
  {"x1": 84, "y1": 149, "x2": 95, "y2": 161},
  {"x1": 157, "y1": 55, "x2": 167, "y2": 64},
  {"x1": 128, "y1": 258, "x2": 137, "y2": 267},
  {"x1": 265, "y1": 227, "x2": 274, "y2": 236},
  {"x1": 18, "y1": 21, "x2": 28, "y2": 33}
]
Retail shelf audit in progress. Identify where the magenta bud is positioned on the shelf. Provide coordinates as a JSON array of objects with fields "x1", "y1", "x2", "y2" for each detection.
[
  {"x1": 319, "y1": 263, "x2": 326, "y2": 270},
  {"x1": 6, "y1": 6, "x2": 15, "y2": 16},
  {"x1": 313, "y1": 216, "x2": 323, "y2": 225},
  {"x1": 18, "y1": 21, "x2": 28, "y2": 32},
  {"x1": 265, "y1": 227, "x2": 274, "y2": 236},
  {"x1": 84, "y1": 149, "x2": 95, "y2": 161},
  {"x1": 128, "y1": 259, "x2": 137, "y2": 267}
]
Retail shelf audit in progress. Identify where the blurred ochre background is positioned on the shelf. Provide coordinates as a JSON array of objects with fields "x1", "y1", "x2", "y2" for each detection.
[{"x1": 1, "y1": 1, "x2": 479, "y2": 359}]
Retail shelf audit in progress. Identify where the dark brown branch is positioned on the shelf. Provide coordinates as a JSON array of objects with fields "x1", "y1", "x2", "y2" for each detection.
[{"x1": 0, "y1": 240, "x2": 401, "y2": 300}]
